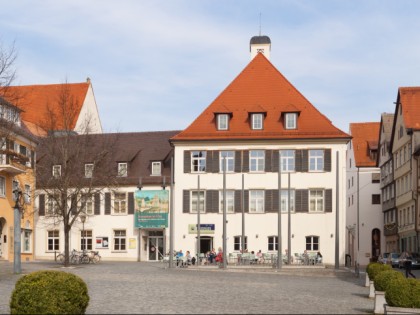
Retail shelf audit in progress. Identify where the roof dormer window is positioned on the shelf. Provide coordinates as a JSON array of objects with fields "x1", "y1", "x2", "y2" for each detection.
[
  {"x1": 285, "y1": 113, "x2": 297, "y2": 129},
  {"x1": 251, "y1": 113, "x2": 263, "y2": 130},
  {"x1": 217, "y1": 114, "x2": 229, "y2": 130}
]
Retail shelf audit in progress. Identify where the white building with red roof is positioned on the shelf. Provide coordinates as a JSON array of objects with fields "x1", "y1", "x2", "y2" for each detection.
[{"x1": 170, "y1": 35, "x2": 351, "y2": 267}]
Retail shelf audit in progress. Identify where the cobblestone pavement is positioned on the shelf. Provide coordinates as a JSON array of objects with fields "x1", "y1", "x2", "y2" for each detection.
[{"x1": 0, "y1": 260, "x2": 376, "y2": 314}]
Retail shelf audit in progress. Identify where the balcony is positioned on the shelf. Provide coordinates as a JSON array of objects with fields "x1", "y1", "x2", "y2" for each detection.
[{"x1": 0, "y1": 152, "x2": 28, "y2": 175}]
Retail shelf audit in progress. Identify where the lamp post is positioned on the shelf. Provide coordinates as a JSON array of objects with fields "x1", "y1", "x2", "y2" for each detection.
[
  {"x1": 80, "y1": 214, "x2": 86, "y2": 251},
  {"x1": 13, "y1": 188, "x2": 22, "y2": 274}
]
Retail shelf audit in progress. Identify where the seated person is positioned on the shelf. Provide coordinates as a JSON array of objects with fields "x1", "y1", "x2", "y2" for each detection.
[
  {"x1": 215, "y1": 247, "x2": 223, "y2": 264},
  {"x1": 176, "y1": 250, "x2": 184, "y2": 266},
  {"x1": 209, "y1": 248, "x2": 217, "y2": 264},
  {"x1": 256, "y1": 250, "x2": 263, "y2": 264},
  {"x1": 185, "y1": 250, "x2": 192, "y2": 266},
  {"x1": 316, "y1": 251, "x2": 323, "y2": 264}
]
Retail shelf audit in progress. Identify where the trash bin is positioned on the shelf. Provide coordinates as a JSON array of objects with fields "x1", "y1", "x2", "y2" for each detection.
[{"x1": 345, "y1": 254, "x2": 351, "y2": 267}]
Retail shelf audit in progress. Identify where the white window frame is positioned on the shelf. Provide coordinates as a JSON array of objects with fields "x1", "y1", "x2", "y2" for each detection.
[
  {"x1": 52, "y1": 165, "x2": 61, "y2": 178},
  {"x1": 22, "y1": 229, "x2": 32, "y2": 253},
  {"x1": 113, "y1": 192, "x2": 127, "y2": 214},
  {"x1": 113, "y1": 229, "x2": 126, "y2": 251},
  {"x1": 249, "y1": 150, "x2": 265, "y2": 172},
  {"x1": 24, "y1": 184, "x2": 31, "y2": 204},
  {"x1": 85, "y1": 163, "x2": 94, "y2": 178},
  {"x1": 47, "y1": 195, "x2": 59, "y2": 216},
  {"x1": 117, "y1": 163, "x2": 128, "y2": 177},
  {"x1": 309, "y1": 189, "x2": 324, "y2": 212},
  {"x1": 191, "y1": 151, "x2": 206, "y2": 173},
  {"x1": 82, "y1": 194, "x2": 94, "y2": 215},
  {"x1": 190, "y1": 190, "x2": 205, "y2": 213},
  {"x1": 0, "y1": 176, "x2": 5, "y2": 197},
  {"x1": 305, "y1": 235, "x2": 319, "y2": 251},
  {"x1": 151, "y1": 161, "x2": 162, "y2": 176},
  {"x1": 219, "y1": 190, "x2": 234, "y2": 213},
  {"x1": 47, "y1": 230, "x2": 60, "y2": 252},
  {"x1": 234, "y1": 236, "x2": 247, "y2": 251},
  {"x1": 285, "y1": 113, "x2": 297, "y2": 129},
  {"x1": 217, "y1": 114, "x2": 229, "y2": 130},
  {"x1": 268, "y1": 236, "x2": 278, "y2": 251},
  {"x1": 281, "y1": 189, "x2": 295, "y2": 212},
  {"x1": 309, "y1": 150, "x2": 324, "y2": 172},
  {"x1": 219, "y1": 151, "x2": 234, "y2": 173},
  {"x1": 280, "y1": 150, "x2": 295, "y2": 172},
  {"x1": 81, "y1": 230, "x2": 93, "y2": 251},
  {"x1": 251, "y1": 113, "x2": 263, "y2": 130},
  {"x1": 249, "y1": 190, "x2": 264, "y2": 213}
]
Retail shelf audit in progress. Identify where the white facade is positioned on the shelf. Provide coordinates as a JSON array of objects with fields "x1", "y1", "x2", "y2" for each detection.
[{"x1": 74, "y1": 82, "x2": 103, "y2": 134}]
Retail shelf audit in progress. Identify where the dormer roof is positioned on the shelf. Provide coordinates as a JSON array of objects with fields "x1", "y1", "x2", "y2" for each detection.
[
  {"x1": 350, "y1": 122, "x2": 380, "y2": 167},
  {"x1": 171, "y1": 53, "x2": 349, "y2": 142}
]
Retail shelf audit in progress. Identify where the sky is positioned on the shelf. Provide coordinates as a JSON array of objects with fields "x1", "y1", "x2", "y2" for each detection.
[{"x1": 1, "y1": 0, "x2": 420, "y2": 134}]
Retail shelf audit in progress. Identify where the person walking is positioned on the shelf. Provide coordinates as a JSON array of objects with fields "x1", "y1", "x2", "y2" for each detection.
[{"x1": 404, "y1": 252, "x2": 416, "y2": 279}]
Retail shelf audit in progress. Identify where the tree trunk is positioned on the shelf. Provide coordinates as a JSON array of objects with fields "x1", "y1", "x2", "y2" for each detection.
[{"x1": 64, "y1": 225, "x2": 70, "y2": 267}]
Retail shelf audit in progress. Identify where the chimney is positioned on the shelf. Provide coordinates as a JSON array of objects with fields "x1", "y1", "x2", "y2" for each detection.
[{"x1": 250, "y1": 35, "x2": 271, "y2": 60}]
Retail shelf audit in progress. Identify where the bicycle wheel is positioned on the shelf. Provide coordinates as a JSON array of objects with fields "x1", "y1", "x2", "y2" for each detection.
[
  {"x1": 81, "y1": 255, "x2": 90, "y2": 264},
  {"x1": 71, "y1": 254, "x2": 80, "y2": 265},
  {"x1": 56, "y1": 254, "x2": 65, "y2": 264},
  {"x1": 92, "y1": 254, "x2": 101, "y2": 264}
]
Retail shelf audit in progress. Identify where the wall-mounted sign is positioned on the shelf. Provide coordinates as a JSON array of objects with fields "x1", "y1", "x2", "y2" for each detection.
[
  {"x1": 188, "y1": 224, "x2": 215, "y2": 234},
  {"x1": 134, "y1": 190, "x2": 169, "y2": 228},
  {"x1": 96, "y1": 236, "x2": 109, "y2": 249}
]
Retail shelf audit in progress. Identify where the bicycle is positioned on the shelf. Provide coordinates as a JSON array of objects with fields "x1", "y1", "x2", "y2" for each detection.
[
  {"x1": 89, "y1": 250, "x2": 101, "y2": 263},
  {"x1": 56, "y1": 252, "x2": 65, "y2": 264},
  {"x1": 70, "y1": 249, "x2": 81, "y2": 264}
]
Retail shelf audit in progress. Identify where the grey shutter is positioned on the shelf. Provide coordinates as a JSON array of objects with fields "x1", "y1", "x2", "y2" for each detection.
[
  {"x1": 273, "y1": 189, "x2": 280, "y2": 213},
  {"x1": 272, "y1": 150, "x2": 279, "y2": 173},
  {"x1": 301, "y1": 150, "x2": 309, "y2": 172},
  {"x1": 295, "y1": 150, "x2": 302, "y2": 172},
  {"x1": 234, "y1": 190, "x2": 242, "y2": 213},
  {"x1": 265, "y1": 150, "x2": 272, "y2": 172},
  {"x1": 244, "y1": 190, "x2": 249, "y2": 213},
  {"x1": 243, "y1": 150, "x2": 249, "y2": 172},
  {"x1": 184, "y1": 151, "x2": 191, "y2": 173},
  {"x1": 128, "y1": 192, "x2": 134, "y2": 214},
  {"x1": 31, "y1": 151, "x2": 35, "y2": 168},
  {"x1": 104, "y1": 193, "x2": 111, "y2": 215},
  {"x1": 94, "y1": 193, "x2": 100, "y2": 215},
  {"x1": 295, "y1": 189, "x2": 308, "y2": 213},
  {"x1": 183, "y1": 190, "x2": 190, "y2": 213},
  {"x1": 39, "y1": 194, "x2": 45, "y2": 216},
  {"x1": 212, "y1": 151, "x2": 220, "y2": 173},
  {"x1": 324, "y1": 149, "x2": 332, "y2": 172},
  {"x1": 206, "y1": 190, "x2": 219, "y2": 213},
  {"x1": 265, "y1": 190, "x2": 276, "y2": 213},
  {"x1": 234, "y1": 151, "x2": 242, "y2": 173},
  {"x1": 325, "y1": 189, "x2": 333, "y2": 212}
]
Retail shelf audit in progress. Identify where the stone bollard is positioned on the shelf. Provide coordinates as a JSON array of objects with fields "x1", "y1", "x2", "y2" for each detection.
[
  {"x1": 365, "y1": 273, "x2": 370, "y2": 287},
  {"x1": 369, "y1": 281, "x2": 375, "y2": 299},
  {"x1": 374, "y1": 291, "x2": 385, "y2": 314}
]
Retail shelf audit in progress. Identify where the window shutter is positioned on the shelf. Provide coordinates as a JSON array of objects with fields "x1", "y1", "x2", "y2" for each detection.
[
  {"x1": 272, "y1": 150, "x2": 279, "y2": 173},
  {"x1": 301, "y1": 150, "x2": 308, "y2": 172},
  {"x1": 128, "y1": 192, "x2": 135, "y2": 214},
  {"x1": 234, "y1": 190, "x2": 242, "y2": 213},
  {"x1": 325, "y1": 189, "x2": 333, "y2": 212},
  {"x1": 295, "y1": 150, "x2": 302, "y2": 172},
  {"x1": 212, "y1": 151, "x2": 220, "y2": 173},
  {"x1": 324, "y1": 149, "x2": 331, "y2": 172},
  {"x1": 39, "y1": 194, "x2": 45, "y2": 216},
  {"x1": 295, "y1": 189, "x2": 308, "y2": 212},
  {"x1": 265, "y1": 150, "x2": 272, "y2": 172},
  {"x1": 244, "y1": 190, "x2": 249, "y2": 213},
  {"x1": 183, "y1": 190, "x2": 190, "y2": 213},
  {"x1": 242, "y1": 150, "x2": 249, "y2": 172},
  {"x1": 184, "y1": 151, "x2": 191, "y2": 173},
  {"x1": 104, "y1": 193, "x2": 111, "y2": 215},
  {"x1": 265, "y1": 189, "x2": 276, "y2": 213},
  {"x1": 273, "y1": 189, "x2": 280, "y2": 212},
  {"x1": 94, "y1": 193, "x2": 100, "y2": 215},
  {"x1": 234, "y1": 151, "x2": 242, "y2": 173},
  {"x1": 205, "y1": 190, "x2": 216, "y2": 213}
]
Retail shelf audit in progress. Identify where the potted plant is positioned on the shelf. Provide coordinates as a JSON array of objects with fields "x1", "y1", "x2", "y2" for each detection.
[
  {"x1": 366, "y1": 263, "x2": 391, "y2": 299},
  {"x1": 384, "y1": 277, "x2": 420, "y2": 314},
  {"x1": 373, "y1": 270, "x2": 404, "y2": 314}
]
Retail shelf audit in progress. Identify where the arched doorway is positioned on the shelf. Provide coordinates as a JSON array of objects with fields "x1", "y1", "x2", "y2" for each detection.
[{"x1": 372, "y1": 228, "x2": 381, "y2": 260}]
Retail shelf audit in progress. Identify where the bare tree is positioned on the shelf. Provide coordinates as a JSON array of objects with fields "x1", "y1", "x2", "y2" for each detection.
[{"x1": 35, "y1": 83, "x2": 120, "y2": 266}]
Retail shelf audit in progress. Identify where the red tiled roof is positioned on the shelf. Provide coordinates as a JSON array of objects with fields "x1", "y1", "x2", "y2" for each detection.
[
  {"x1": 5, "y1": 82, "x2": 89, "y2": 131},
  {"x1": 172, "y1": 53, "x2": 350, "y2": 141},
  {"x1": 399, "y1": 87, "x2": 420, "y2": 130},
  {"x1": 350, "y1": 122, "x2": 380, "y2": 167}
]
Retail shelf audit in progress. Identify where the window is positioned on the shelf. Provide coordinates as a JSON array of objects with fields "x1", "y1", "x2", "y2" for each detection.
[
  {"x1": 268, "y1": 236, "x2": 278, "y2": 251},
  {"x1": 22, "y1": 230, "x2": 31, "y2": 253},
  {"x1": 151, "y1": 162, "x2": 161, "y2": 176},
  {"x1": 309, "y1": 190, "x2": 324, "y2": 212},
  {"x1": 113, "y1": 193, "x2": 127, "y2": 214},
  {"x1": 251, "y1": 113, "x2": 263, "y2": 130},
  {"x1": 234, "y1": 236, "x2": 247, "y2": 251},
  {"x1": 24, "y1": 184, "x2": 31, "y2": 204},
  {"x1": 309, "y1": 150, "x2": 324, "y2": 171},
  {"x1": 52, "y1": 165, "x2": 61, "y2": 178},
  {"x1": 47, "y1": 195, "x2": 59, "y2": 215},
  {"x1": 113, "y1": 230, "x2": 126, "y2": 251},
  {"x1": 250, "y1": 150, "x2": 265, "y2": 172},
  {"x1": 306, "y1": 236, "x2": 319, "y2": 251},
  {"x1": 82, "y1": 194, "x2": 94, "y2": 215},
  {"x1": 280, "y1": 150, "x2": 295, "y2": 172},
  {"x1": 220, "y1": 151, "x2": 234, "y2": 172},
  {"x1": 219, "y1": 190, "x2": 234, "y2": 213},
  {"x1": 249, "y1": 190, "x2": 264, "y2": 213},
  {"x1": 81, "y1": 230, "x2": 93, "y2": 251},
  {"x1": 117, "y1": 163, "x2": 127, "y2": 177},
  {"x1": 191, "y1": 191, "x2": 205, "y2": 213},
  {"x1": 0, "y1": 176, "x2": 5, "y2": 197},
  {"x1": 191, "y1": 151, "x2": 206, "y2": 173},
  {"x1": 285, "y1": 113, "x2": 297, "y2": 129},
  {"x1": 372, "y1": 194, "x2": 381, "y2": 204},
  {"x1": 281, "y1": 189, "x2": 295, "y2": 212},
  {"x1": 85, "y1": 164, "x2": 94, "y2": 178},
  {"x1": 217, "y1": 114, "x2": 229, "y2": 130},
  {"x1": 47, "y1": 230, "x2": 60, "y2": 251}
]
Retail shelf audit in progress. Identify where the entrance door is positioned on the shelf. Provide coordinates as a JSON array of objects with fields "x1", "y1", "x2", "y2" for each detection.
[
  {"x1": 200, "y1": 237, "x2": 212, "y2": 255},
  {"x1": 148, "y1": 237, "x2": 164, "y2": 261}
]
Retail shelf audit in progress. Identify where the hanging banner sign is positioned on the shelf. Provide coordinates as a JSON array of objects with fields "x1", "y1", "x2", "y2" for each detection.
[{"x1": 134, "y1": 190, "x2": 169, "y2": 228}]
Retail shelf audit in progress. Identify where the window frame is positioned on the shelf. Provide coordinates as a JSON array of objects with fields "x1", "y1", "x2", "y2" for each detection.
[
  {"x1": 309, "y1": 189, "x2": 324, "y2": 213},
  {"x1": 81, "y1": 194, "x2": 94, "y2": 215},
  {"x1": 190, "y1": 190, "x2": 206, "y2": 214},
  {"x1": 47, "y1": 230, "x2": 60, "y2": 252},
  {"x1": 251, "y1": 113, "x2": 263, "y2": 130},
  {"x1": 113, "y1": 229, "x2": 126, "y2": 251},
  {"x1": 249, "y1": 150, "x2": 265, "y2": 172},
  {"x1": 280, "y1": 150, "x2": 295, "y2": 172},
  {"x1": 268, "y1": 236, "x2": 278, "y2": 251},
  {"x1": 113, "y1": 192, "x2": 127, "y2": 215},
  {"x1": 85, "y1": 163, "x2": 94, "y2": 178},
  {"x1": 284, "y1": 113, "x2": 297, "y2": 129},
  {"x1": 81, "y1": 230, "x2": 93, "y2": 251},
  {"x1": 305, "y1": 235, "x2": 319, "y2": 251},
  {"x1": 151, "y1": 161, "x2": 162, "y2": 176},
  {"x1": 249, "y1": 190, "x2": 264, "y2": 213},
  {"x1": 217, "y1": 114, "x2": 229, "y2": 130},
  {"x1": 47, "y1": 194, "x2": 59, "y2": 216},
  {"x1": 219, "y1": 190, "x2": 235, "y2": 213},
  {"x1": 281, "y1": 189, "x2": 295, "y2": 212},
  {"x1": 219, "y1": 151, "x2": 234, "y2": 173},
  {"x1": 24, "y1": 184, "x2": 31, "y2": 204},
  {"x1": 0, "y1": 176, "x2": 5, "y2": 197},
  {"x1": 309, "y1": 150, "x2": 324, "y2": 172},
  {"x1": 234, "y1": 236, "x2": 248, "y2": 251},
  {"x1": 52, "y1": 165, "x2": 61, "y2": 178},
  {"x1": 117, "y1": 162, "x2": 128, "y2": 177},
  {"x1": 22, "y1": 229, "x2": 32, "y2": 253},
  {"x1": 191, "y1": 151, "x2": 206, "y2": 173}
]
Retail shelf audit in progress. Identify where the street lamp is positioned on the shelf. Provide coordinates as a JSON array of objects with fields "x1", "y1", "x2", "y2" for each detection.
[
  {"x1": 12, "y1": 188, "x2": 23, "y2": 274},
  {"x1": 80, "y1": 214, "x2": 86, "y2": 251}
]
